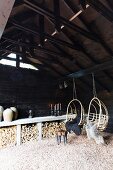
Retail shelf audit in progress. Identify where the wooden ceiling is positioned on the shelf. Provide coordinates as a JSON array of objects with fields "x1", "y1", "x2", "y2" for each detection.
[{"x1": 1, "y1": 0, "x2": 113, "y2": 93}]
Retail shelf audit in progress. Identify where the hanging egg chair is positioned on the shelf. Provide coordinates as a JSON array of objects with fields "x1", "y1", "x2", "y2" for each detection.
[
  {"x1": 66, "y1": 98, "x2": 85, "y2": 125},
  {"x1": 66, "y1": 78, "x2": 85, "y2": 126},
  {"x1": 87, "y1": 74, "x2": 109, "y2": 131}
]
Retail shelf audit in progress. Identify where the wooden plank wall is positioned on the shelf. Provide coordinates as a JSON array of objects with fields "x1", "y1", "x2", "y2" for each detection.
[{"x1": 0, "y1": 65, "x2": 56, "y2": 118}]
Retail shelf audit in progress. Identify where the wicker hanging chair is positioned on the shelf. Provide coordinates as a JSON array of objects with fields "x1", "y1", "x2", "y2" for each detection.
[
  {"x1": 87, "y1": 74, "x2": 109, "y2": 131},
  {"x1": 66, "y1": 98, "x2": 85, "y2": 125},
  {"x1": 66, "y1": 78, "x2": 85, "y2": 125},
  {"x1": 87, "y1": 97, "x2": 108, "y2": 131}
]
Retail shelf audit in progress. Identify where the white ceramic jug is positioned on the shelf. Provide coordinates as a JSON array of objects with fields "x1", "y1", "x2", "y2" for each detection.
[
  {"x1": 10, "y1": 107, "x2": 18, "y2": 120},
  {"x1": 0, "y1": 106, "x2": 4, "y2": 122},
  {"x1": 3, "y1": 108, "x2": 13, "y2": 122}
]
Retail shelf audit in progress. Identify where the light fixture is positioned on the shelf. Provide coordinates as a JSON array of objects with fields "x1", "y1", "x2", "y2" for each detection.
[
  {"x1": 64, "y1": 81, "x2": 68, "y2": 88},
  {"x1": 59, "y1": 84, "x2": 63, "y2": 89}
]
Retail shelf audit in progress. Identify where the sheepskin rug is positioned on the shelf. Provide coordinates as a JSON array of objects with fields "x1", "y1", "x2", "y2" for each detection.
[{"x1": 0, "y1": 134, "x2": 113, "y2": 170}]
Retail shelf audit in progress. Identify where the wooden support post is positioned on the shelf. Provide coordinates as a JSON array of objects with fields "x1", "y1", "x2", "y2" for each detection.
[
  {"x1": 39, "y1": 15, "x2": 45, "y2": 46},
  {"x1": 0, "y1": 0, "x2": 15, "y2": 39},
  {"x1": 16, "y1": 124, "x2": 21, "y2": 146},
  {"x1": 16, "y1": 54, "x2": 20, "y2": 68},
  {"x1": 53, "y1": 0, "x2": 60, "y2": 32},
  {"x1": 37, "y1": 123, "x2": 42, "y2": 141}
]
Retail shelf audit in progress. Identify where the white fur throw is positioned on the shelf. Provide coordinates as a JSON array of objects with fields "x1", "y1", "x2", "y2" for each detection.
[{"x1": 86, "y1": 121, "x2": 105, "y2": 144}]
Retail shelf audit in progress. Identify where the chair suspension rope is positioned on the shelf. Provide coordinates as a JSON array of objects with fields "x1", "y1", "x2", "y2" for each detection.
[
  {"x1": 92, "y1": 73, "x2": 97, "y2": 97},
  {"x1": 73, "y1": 78, "x2": 77, "y2": 99}
]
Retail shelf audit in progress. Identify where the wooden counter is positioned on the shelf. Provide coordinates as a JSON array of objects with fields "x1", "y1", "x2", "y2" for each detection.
[{"x1": 0, "y1": 115, "x2": 75, "y2": 148}]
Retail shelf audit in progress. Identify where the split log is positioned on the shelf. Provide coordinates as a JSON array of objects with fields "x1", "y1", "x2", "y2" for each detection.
[
  {"x1": 42, "y1": 121, "x2": 66, "y2": 138},
  {"x1": 21, "y1": 124, "x2": 38, "y2": 143},
  {"x1": 0, "y1": 126, "x2": 16, "y2": 148}
]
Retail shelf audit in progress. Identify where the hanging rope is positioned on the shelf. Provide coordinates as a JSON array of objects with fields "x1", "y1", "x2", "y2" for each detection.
[
  {"x1": 92, "y1": 73, "x2": 97, "y2": 97},
  {"x1": 73, "y1": 78, "x2": 77, "y2": 99}
]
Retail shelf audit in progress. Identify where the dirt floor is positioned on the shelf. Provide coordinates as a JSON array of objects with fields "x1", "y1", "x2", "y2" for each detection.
[{"x1": 0, "y1": 134, "x2": 113, "y2": 170}]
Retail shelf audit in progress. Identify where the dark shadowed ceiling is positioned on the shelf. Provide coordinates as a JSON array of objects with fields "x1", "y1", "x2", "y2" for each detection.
[{"x1": 1, "y1": 0, "x2": 113, "y2": 93}]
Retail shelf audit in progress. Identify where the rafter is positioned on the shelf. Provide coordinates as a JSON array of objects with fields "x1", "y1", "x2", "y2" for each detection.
[
  {"x1": 64, "y1": 0, "x2": 113, "y2": 56},
  {"x1": 53, "y1": 0, "x2": 61, "y2": 32},
  {"x1": 48, "y1": 55, "x2": 72, "y2": 73},
  {"x1": 61, "y1": 29, "x2": 111, "y2": 91},
  {"x1": 39, "y1": 14, "x2": 45, "y2": 46},
  {"x1": 87, "y1": 0, "x2": 113, "y2": 22},
  {"x1": 23, "y1": 0, "x2": 98, "y2": 42},
  {"x1": 63, "y1": 0, "x2": 113, "y2": 84},
  {"x1": 0, "y1": 32, "x2": 23, "y2": 58},
  {"x1": 68, "y1": 59, "x2": 113, "y2": 78},
  {"x1": 29, "y1": 48, "x2": 90, "y2": 90},
  {"x1": 79, "y1": 0, "x2": 87, "y2": 10},
  {"x1": 107, "y1": 0, "x2": 113, "y2": 11},
  {"x1": 50, "y1": 43, "x2": 92, "y2": 89},
  {"x1": 9, "y1": 20, "x2": 81, "y2": 51},
  {"x1": 49, "y1": 42, "x2": 74, "y2": 60},
  {"x1": 0, "y1": 48, "x2": 21, "y2": 55},
  {"x1": 0, "y1": 44, "x2": 15, "y2": 57},
  {"x1": 1, "y1": 36, "x2": 72, "y2": 58},
  {"x1": 30, "y1": 51, "x2": 64, "y2": 77}
]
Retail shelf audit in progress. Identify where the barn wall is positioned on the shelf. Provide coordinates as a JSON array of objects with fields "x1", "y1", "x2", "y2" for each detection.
[
  {"x1": 0, "y1": 65, "x2": 78, "y2": 119},
  {"x1": 0, "y1": 65, "x2": 56, "y2": 118}
]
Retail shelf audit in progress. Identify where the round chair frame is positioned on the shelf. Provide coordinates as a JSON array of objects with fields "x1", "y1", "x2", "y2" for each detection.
[
  {"x1": 87, "y1": 97, "x2": 109, "y2": 131},
  {"x1": 66, "y1": 99, "x2": 85, "y2": 125}
]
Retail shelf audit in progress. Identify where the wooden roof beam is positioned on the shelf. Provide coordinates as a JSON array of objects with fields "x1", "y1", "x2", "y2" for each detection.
[
  {"x1": 0, "y1": 48, "x2": 21, "y2": 55},
  {"x1": 62, "y1": 30, "x2": 111, "y2": 91},
  {"x1": 71, "y1": 28, "x2": 113, "y2": 82},
  {"x1": 50, "y1": 43, "x2": 92, "y2": 89},
  {"x1": 107, "y1": 0, "x2": 113, "y2": 11},
  {"x1": 87, "y1": 0, "x2": 113, "y2": 22},
  {"x1": 64, "y1": 0, "x2": 113, "y2": 56},
  {"x1": 50, "y1": 42, "x2": 74, "y2": 60},
  {"x1": 29, "y1": 48, "x2": 87, "y2": 84},
  {"x1": 68, "y1": 59, "x2": 113, "y2": 78},
  {"x1": 63, "y1": 1, "x2": 113, "y2": 83},
  {"x1": 23, "y1": 0, "x2": 97, "y2": 42},
  {"x1": 1, "y1": 36, "x2": 71, "y2": 58},
  {"x1": 0, "y1": 44, "x2": 14, "y2": 57},
  {"x1": 1, "y1": 36, "x2": 74, "y2": 76},
  {"x1": 53, "y1": 0, "x2": 61, "y2": 32},
  {"x1": 39, "y1": 14, "x2": 45, "y2": 46},
  {"x1": 29, "y1": 51, "x2": 64, "y2": 77},
  {"x1": 10, "y1": 20, "x2": 81, "y2": 51}
]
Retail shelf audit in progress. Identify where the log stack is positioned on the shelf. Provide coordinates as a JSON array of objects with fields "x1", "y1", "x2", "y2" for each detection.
[
  {"x1": 42, "y1": 121, "x2": 66, "y2": 138},
  {"x1": 21, "y1": 124, "x2": 38, "y2": 143},
  {"x1": 0, "y1": 126, "x2": 16, "y2": 148},
  {"x1": 0, "y1": 120, "x2": 66, "y2": 148}
]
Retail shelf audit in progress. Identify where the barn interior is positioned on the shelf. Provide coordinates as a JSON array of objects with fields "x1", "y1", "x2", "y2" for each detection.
[{"x1": 0, "y1": 0, "x2": 113, "y2": 132}]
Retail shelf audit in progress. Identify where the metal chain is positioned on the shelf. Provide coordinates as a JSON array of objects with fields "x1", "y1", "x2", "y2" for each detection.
[
  {"x1": 92, "y1": 73, "x2": 97, "y2": 97},
  {"x1": 73, "y1": 78, "x2": 77, "y2": 99}
]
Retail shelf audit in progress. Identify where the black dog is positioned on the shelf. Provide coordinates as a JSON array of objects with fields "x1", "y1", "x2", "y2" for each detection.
[{"x1": 65, "y1": 116, "x2": 83, "y2": 136}]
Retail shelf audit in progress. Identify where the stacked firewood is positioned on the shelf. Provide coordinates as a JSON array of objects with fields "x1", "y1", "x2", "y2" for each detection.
[
  {"x1": 42, "y1": 121, "x2": 66, "y2": 138},
  {"x1": 0, "y1": 126, "x2": 16, "y2": 148},
  {"x1": 21, "y1": 124, "x2": 38, "y2": 143}
]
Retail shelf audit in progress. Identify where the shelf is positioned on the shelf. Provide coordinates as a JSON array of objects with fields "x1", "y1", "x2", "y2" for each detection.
[{"x1": 0, "y1": 115, "x2": 69, "y2": 127}]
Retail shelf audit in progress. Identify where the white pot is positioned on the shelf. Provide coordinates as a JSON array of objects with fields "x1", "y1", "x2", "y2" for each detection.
[
  {"x1": 0, "y1": 106, "x2": 4, "y2": 122},
  {"x1": 10, "y1": 107, "x2": 18, "y2": 120},
  {"x1": 3, "y1": 108, "x2": 13, "y2": 122}
]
